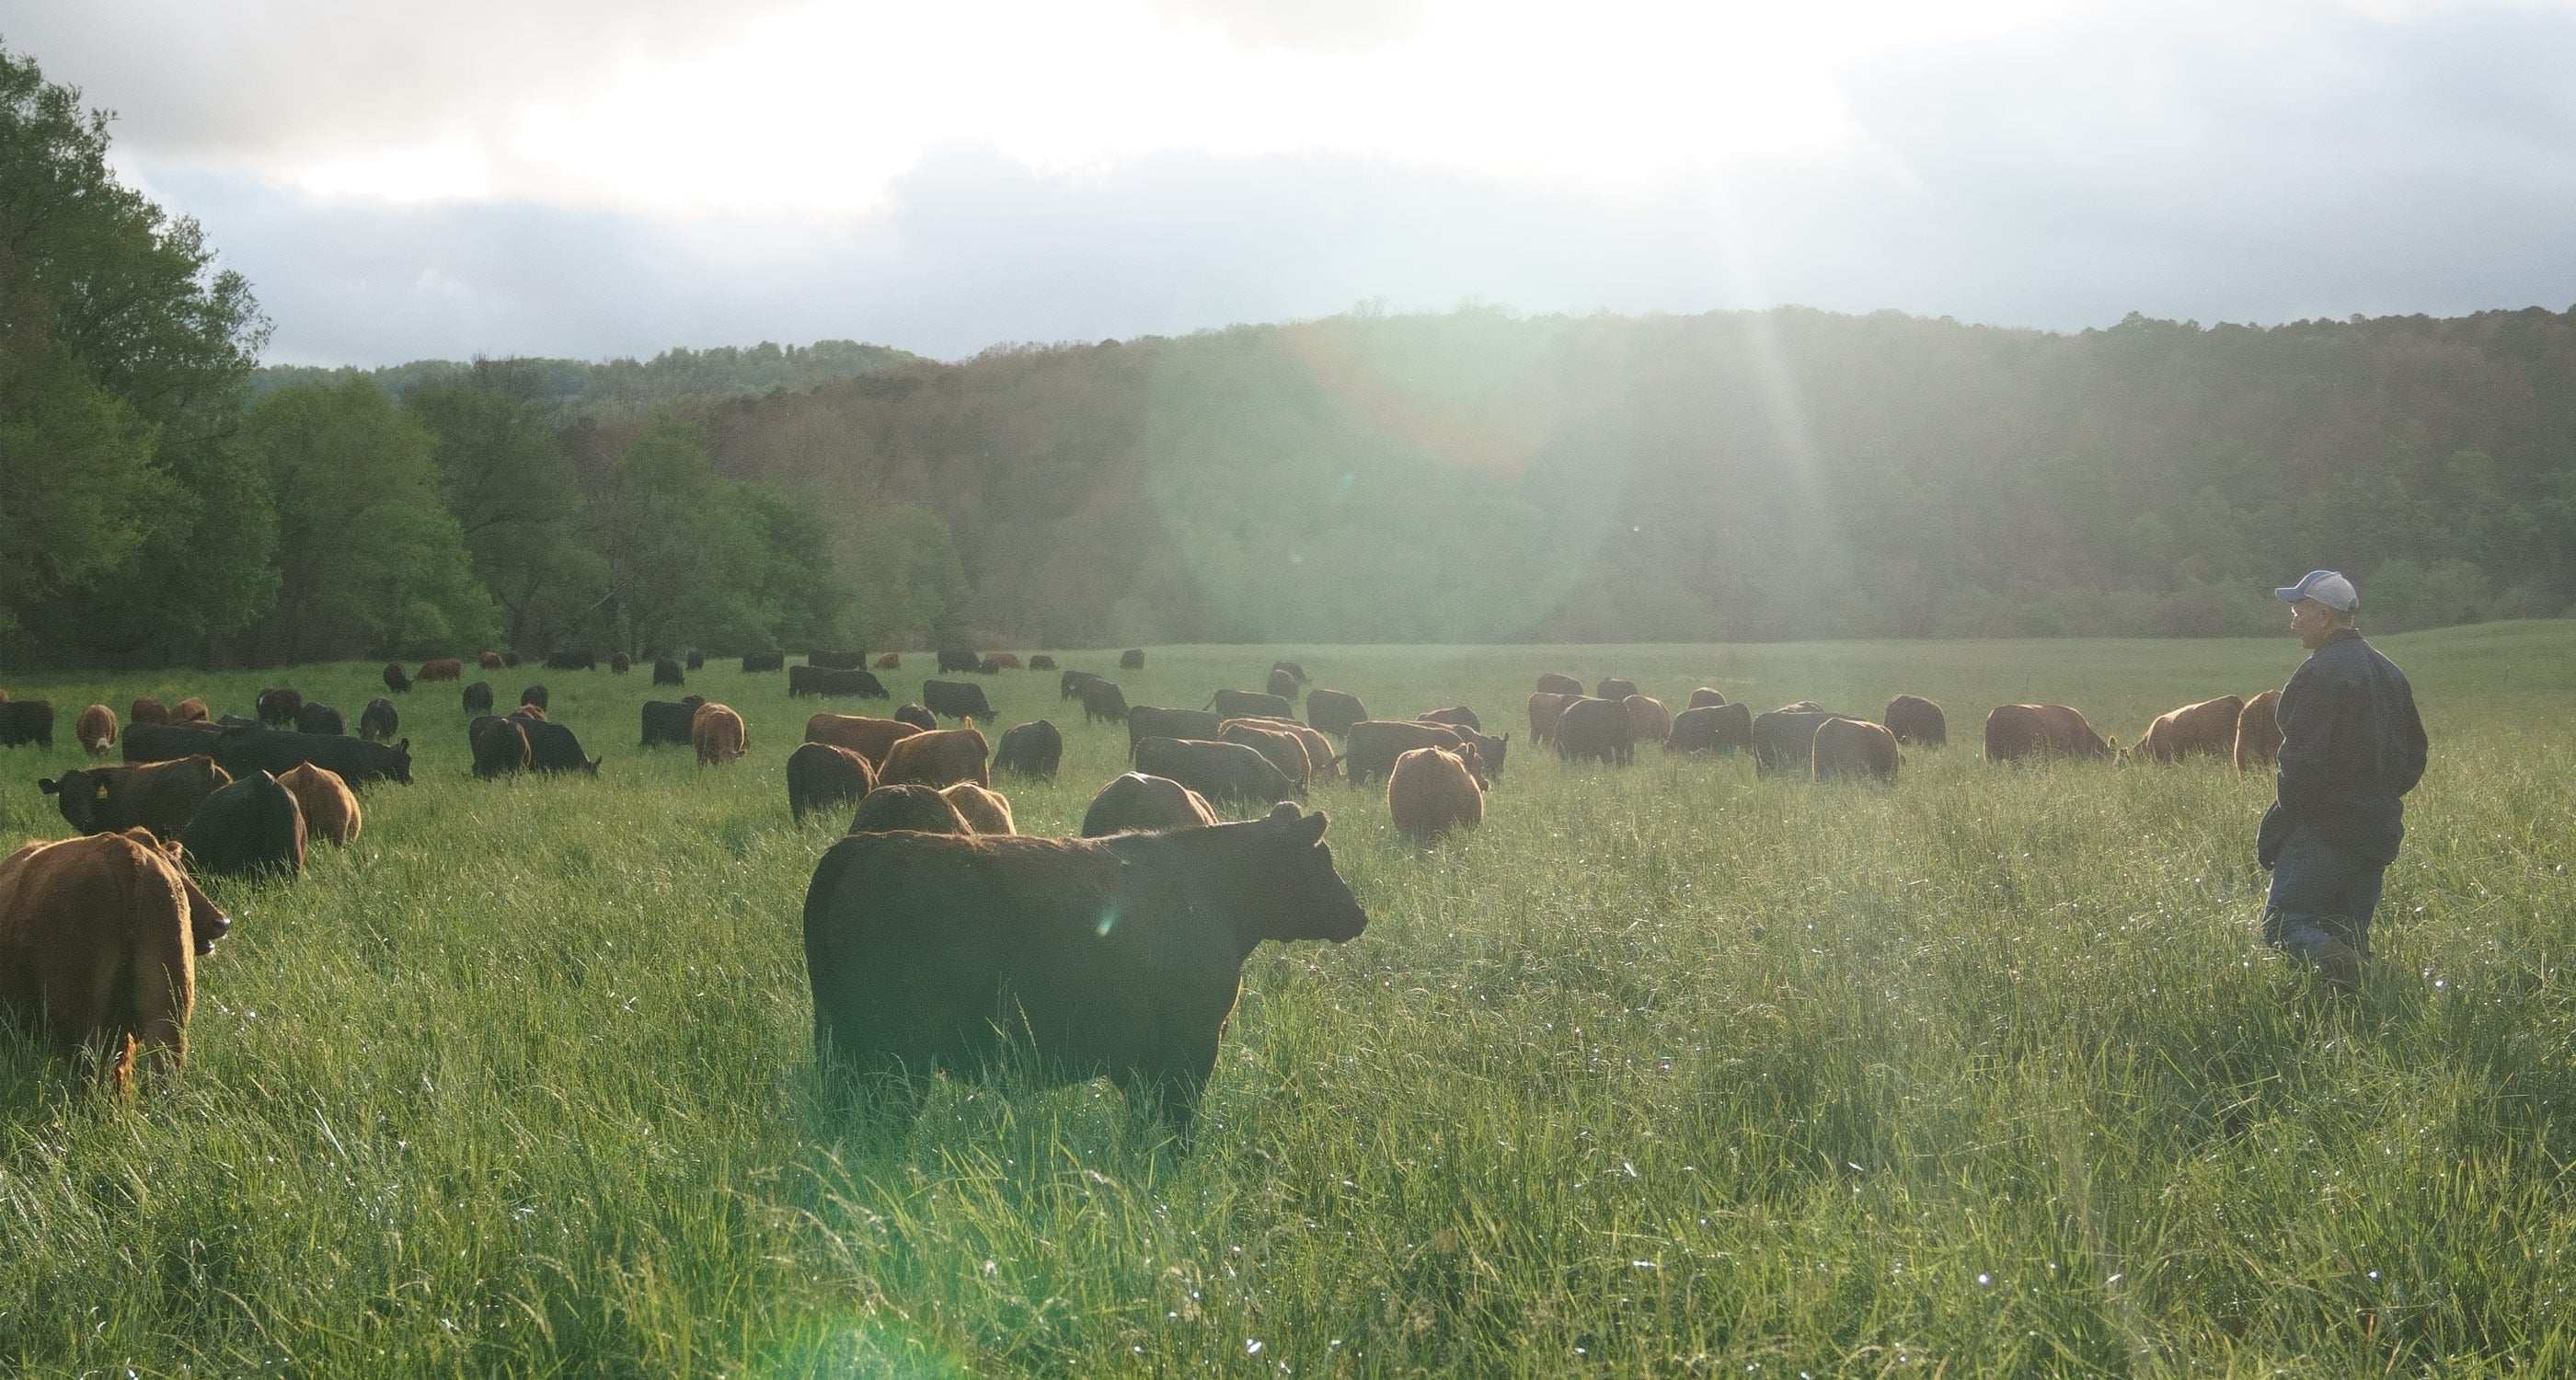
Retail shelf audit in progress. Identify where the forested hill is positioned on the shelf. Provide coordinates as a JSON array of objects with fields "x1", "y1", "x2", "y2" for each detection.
[
  {"x1": 700, "y1": 305, "x2": 2576, "y2": 645},
  {"x1": 253, "y1": 339, "x2": 917, "y2": 425}
]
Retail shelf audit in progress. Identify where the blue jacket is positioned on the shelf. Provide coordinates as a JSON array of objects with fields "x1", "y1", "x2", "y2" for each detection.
[{"x1": 2257, "y1": 627, "x2": 2428, "y2": 868}]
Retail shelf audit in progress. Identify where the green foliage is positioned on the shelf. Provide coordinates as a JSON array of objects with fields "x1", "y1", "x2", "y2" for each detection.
[
  {"x1": 1, "y1": 627, "x2": 2570, "y2": 1372},
  {"x1": 237, "y1": 378, "x2": 496, "y2": 659},
  {"x1": 838, "y1": 502, "x2": 963, "y2": 648},
  {"x1": 589, "y1": 413, "x2": 776, "y2": 654},
  {"x1": 406, "y1": 369, "x2": 608, "y2": 650},
  {"x1": 253, "y1": 339, "x2": 916, "y2": 425},
  {"x1": 0, "y1": 310, "x2": 155, "y2": 635}
]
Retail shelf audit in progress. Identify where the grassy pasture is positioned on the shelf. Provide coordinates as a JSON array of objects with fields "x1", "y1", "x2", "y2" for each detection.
[{"x1": 1, "y1": 625, "x2": 2572, "y2": 1376}]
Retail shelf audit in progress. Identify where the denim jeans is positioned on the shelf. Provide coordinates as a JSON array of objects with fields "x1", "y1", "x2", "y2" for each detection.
[{"x1": 2262, "y1": 825, "x2": 2386, "y2": 958}]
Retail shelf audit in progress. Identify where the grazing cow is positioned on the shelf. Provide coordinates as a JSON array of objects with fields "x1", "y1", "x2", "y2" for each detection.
[
  {"x1": 1625, "y1": 695, "x2": 1672, "y2": 745},
  {"x1": 1218, "y1": 720, "x2": 1311, "y2": 791},
  {"x1": 1028, "y1": 655, "x2": 1057, "y2": 671},
  {"x1": 172, "y1": 697, "x2": 209, "y2": 724},
  {"x1": 1418, "y1": 706, "x2": 1481, "y2": 731},
  {"x1": 743, "y1": 650, "x2": 786, "y2": 673},
  {"x1": 1062, "y1": 669, "x2": 1103, "y2": 700},
  {"x1": 686, "y1": 651, "x2": 705, "y2": 671},
  {"x1": 942, "y1": 782, "x2": 1017, "y2": 834},
  {"x1": 1687, "y1": 687, "x2": 1728, "y2": 709},
  {"x1": 875, "y1": 652, "x2": 901, "y2": 669},
  {"x1": 1135, "y1": 736, "x2": 1301, "y2": 807},
  {"x1": 1751, "y1": 709, "x2": 1838, "y2": 778},
  {"x1": 359, "y1": 697, "x2": 399, "y2": 743},
  {"x1": 1121, "y1": 648, "x2": 1146, "y2": 670},
  {"x1": 126, "y1": 723, "x2": 414, "y2": 789},
  {"x1": 974, "y1": 655, "x2": 1005, "y2": 675},
  {"x1": 519, "y1": 685, "x2": 549, "y2": 712},
  {"x1": 1080, "y1": 679, "x2": 1130, "y2": 725},
  {"x1": 642, "y1": 696, "x2": 712, "y2": 748},
  {"x1": 1388, "y1": 746, "x2": 1483, "y2": 845},
  {"x1": 1081, "y1": 773, "x2": 1218, "y2": 836},
  {"x1": 295, "y1": 701, "x2": 346, "y2": 737},
  {"x1": 1211, "y1": 688, "x2": 1294, "y2": 721},
  {"x1": 653, "y1": 658, "x2": 684, "y2": 686},
  {"x1": 463, "y1": 682, "x2": 495, "y2": 716},
  {"x1": 894, "y1": 703, "x2": 939, "y2": 733},
  {"x1": 2122, "y1": 695, "x2": 2245, "y2": 765},
  {"x1": 790, "y1": 665, "x2": 891, "y2": 699},
  {"x1": 788, "y1": 743, "x2": 878, "y2": 825},
  {"x1": 470, "y1": 716, "x2": 530, "y2": 779},
  {"x1": 2235, "y1": 689, "x2": 2285, "y2": 773},
  {"x1": 1527, "y1": 692, "x2": 1576, "y2": 745},
  {"x1": 1269, "y1": 719, "x2": 1344, "y2": 784},
  {"x1": 78, "y1": 705, "x2": 118, "y2": 756},
  {"x1": 383, "y1": 662, "x2": 412, "y2": 695},
  {"x1": 1271, "y1": 660, "x2": 1308, "y2": 684},
  {"x1": 1342, "y1": 720, "x2": 1478, "y2": 788},
  {"x1": 182, "y1": 771, "x2": 306, "y2": 880},
  {"x1": 276, "y1": 762, "x2": 362, "y2": 845},
  {"x1": 692, "y1": 703, "x2": 748, "y2": 765},
  {"x1": 1536, "y1": 673, "x2": 1583, "y2": 696},
  {"x1": 1126, "y1": 706, "x2": 1224, "y2": 755},
  {"x1": 541, "y1": 650, "x2": 594, "y2": 672},
  {"x1": 1813, "y1": 718, "x2": 1902, "y2": 782},
  {"x1": 130, "y1": 696, "x2": 171, "y2": 727},
  {"x1": 512, "y1": 702, "x2": 546, "y2": 720},
  {"x1": 1668, "y1": 703, "x2": 1754, "y2": 755},
  {"x1": 847, "y1": 784, "x2": 972, "y2": 835},
  {"x1": 1884, "y1": 695, "x2": 1947, "y2": 747},
  {"x1": 922, "y1": 679, "x2": 996, "y2": 722},
  {"x1": 988, "y1": 652, "x2": 1024, "y2": 671},
  {"x1": 1266, "y1": 668, "x2": 1300, "y2": 701},
  {"x1": 418, "y1": 658, "x2": 465, "y2": 682},
  {"x1": 994, "y1": 720, "x2": 1064, "y2": 780},
  {"x1": 880, "y1": 726, "x2": 991, "y2": 789},
  {"x1": 0, "y1": 829, "x2": 228, "y2": 1090},
  {"x1": 1983, "y1": 705, "x2": 2111, "y2": 763},
  {"x1": 502, "y1": 651, "x2": 522, "y2": 668},
  {"x1": 1553, "y1": 697, "x2": 1635, "y2": 766},
  {"x1": 936, "y1": 648, "x2": 981, "y2": 674},
  {"x1": 513, "y1": 717, "x2": 599, "y2": 775},
  {"x1": 39, "y1": 756, "x2": 230, "y2": 840},
  {"x1": 807, "y1": 650, "x2": 868, "y2": 670},
  {"x1": 610, "y1": 652, "x2": 631, "y2": 675},
  {"x1": 1595, "y1": 677, "x2": 1639, "y2": 703},
  {"x1": 802, "y1": 803, "x2": 1363, "y2": 1132},
  {"x1": 255, "y1": 687, "x2": 303, "y2": 728},
  {"x1": 480, "y1": 651, "x2": 504, "y2": 669},
  {"x1": 1305, "y1": 689, "x2": 1369, "y2": 740},
  {"x1": 803, "y1": 713, "x2": 921, "y2": 769}
]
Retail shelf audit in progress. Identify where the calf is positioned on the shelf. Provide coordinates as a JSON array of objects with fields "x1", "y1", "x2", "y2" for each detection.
[
  {"x1": 1527, "y1": 691, "x2": 1576, "y2": 745},
  {"x1": 480, "y1": 651, "x2": 504, "y2": 669},
  {"x1": 875, "y1": 652, "x2": 901, "y2": 669},
  {"x1": 1751, "y1": 709, "x2": 1838, "y2": 778},
  {"x1": 936, "y1": 648, "x2": 981, "y2": 673},
  {"x1": 0, "y1": 829, "x2": 228, "y2": 1090},
  {"x1": 542, "y1": 651, "x2": 596, "y2": 672},
  {"x1": 171, "y1": 697, "x2": 209, "y2": 724}
]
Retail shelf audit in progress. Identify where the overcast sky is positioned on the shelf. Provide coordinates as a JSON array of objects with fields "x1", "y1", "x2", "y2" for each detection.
[{"x1": 6, "y1": 0, "x2": 2574, "y2": 366}]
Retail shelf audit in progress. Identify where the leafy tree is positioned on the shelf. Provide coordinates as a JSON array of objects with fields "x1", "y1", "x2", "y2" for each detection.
[
  {"x1": 589, "y1": 413, "x2": 769, "y2": 654},
  {"x1": 238, "y1": 378, "x2": 495, "y2": 661},
  {"x1": 406, "y1": 366, "x2": 608, "y2": 650}
]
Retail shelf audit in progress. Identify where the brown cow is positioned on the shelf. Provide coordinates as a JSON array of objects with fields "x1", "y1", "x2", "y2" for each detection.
[
  {"x1": 276, "y1": 762, "x2": 362, "y2": 846},
  {"x1": 2122, "y1": 695, "x2": 2244, "y2": 765},
  {"x1": 1984, "y1": 705, "x2": 2111, "y2": 762},
  {"x1": 1218, "y1": 719, "x2": 1313, "y2": 791},
  {"x1": 1668, "y1": 703, "x2": 1753, "y2": 754},
  {"x1": 876, "y1": 652, "x2": 902, "y2": 669},
  {"x1": 130, "y1": 696, "x2": 171, "y2": 727},
  {"x1": 1686, "y1": 687, "x2": 1727, "y2": 709},
  {"x1": 1081, "y1": 773, "x2": 1219, "y2": 836},
  {"x1": 480, "y1": 651, "x2": 505, "y2": 669},
  {"x1": 987, "y1": 652, "x2": 1024, "y2": 670},
  {"x1": 942, "y1": 782, "x2": 1017, "y2": 834},
  {"x1": 1344, "y1": 720, "x2": 1468, "y2": 788},
  {"x1": 1527, "y1": 691, "x2": 1576, "y2": 745},
  {"x1": 173, "y1": 697, "x2": 210, "y2": 724},
  {"x1": 788, "y1": 742, "x2": 877, "y2": 825},
  {"x1": 1258, "y1": 718, "x2": 1342, "y2": 784},
  {"x1": 1883, "y1": 694, "x2": 1947, "y2": 746},
  {"x1": 1535, "y1": 673, "x2": 1583, "y2": 696},
  {"x1": 1812, "y1": 718, "x2": 1901, "y2": 782},
  {"x1": 692, "y1": 703, "x2": 748, "y2": 766},
  {"x1": 40, "y1": 756, "x2": 230, "y2": 840},
  {"x1": 77, "y1": 705, "x2": 118, "y2": 756},
  {"x1": 1387, "y1": 746, "x2": 1484, "y2": 844},
  {"x1": 847, "y1": 784, "x2": 973, "y2": 834},
  {"x1": 879, "y1": 726, "x2": 991, "y2": 789},
  {"x1": 804, "y1": 713, "x2": 922, "y2": 770},
  {"x1": 417, "y1": 658, "x2": 464, "y2": 682},
  {"x1": 1624, "y1": 695, "x2": 1671, "y2": 745},
  {"x1": 0, "y1": 828, "x2": 228, "y2": 1090},
  {"x1": 2235, "y1": 690, "x2": 2284, "y2": 773}
]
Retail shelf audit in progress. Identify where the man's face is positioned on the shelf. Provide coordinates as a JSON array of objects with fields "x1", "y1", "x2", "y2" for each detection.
[{"x1": 2289, "y1": 597, "x2": 2340, "y2": 650}]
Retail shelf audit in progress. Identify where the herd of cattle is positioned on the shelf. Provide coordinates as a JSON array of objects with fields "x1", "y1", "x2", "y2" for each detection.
[{"x1": 0, "y1": 648, "x2": 2286, "y2": 1129}]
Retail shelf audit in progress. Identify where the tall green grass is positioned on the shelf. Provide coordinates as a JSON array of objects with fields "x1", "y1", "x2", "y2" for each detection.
[{"x1": 2, "y1": 627, "x2": 2571, "y2": 1374}]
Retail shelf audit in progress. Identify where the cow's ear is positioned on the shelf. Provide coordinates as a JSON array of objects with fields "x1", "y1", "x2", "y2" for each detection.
[
  {"x1": 1293, "y1": 810, "x2": 1329, "y2": 844},
  {"x1": 1265, "y1": 801, "x2": 1301, "y2": 823},
  {"x1": 37, "y1": 778, "x2": 58, "y2": 794},
  {"x1": 397, "y1": 738, "x2": 409, "y2": 751}
]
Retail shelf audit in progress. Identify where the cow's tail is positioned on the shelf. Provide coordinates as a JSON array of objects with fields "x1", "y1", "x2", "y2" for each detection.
[{"x1": 125, "y1": 839, "x2": 193, "y2": 1090}]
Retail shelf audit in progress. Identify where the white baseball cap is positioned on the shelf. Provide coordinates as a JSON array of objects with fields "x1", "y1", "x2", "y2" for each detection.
[{"x1": 2274, "y1": 569, "x2": 2358, "y2": 611}]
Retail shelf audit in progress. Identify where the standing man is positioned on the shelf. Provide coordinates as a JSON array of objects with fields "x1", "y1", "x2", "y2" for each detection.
[{"x1": 2257, "y1": 569, "x2": 2429, "y2": 992}]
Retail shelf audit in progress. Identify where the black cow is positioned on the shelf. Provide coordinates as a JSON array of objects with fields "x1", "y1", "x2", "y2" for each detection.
[
  {"x1": 1535, "y1": 673, "x2": 1583, "y2": 696},
  {"x1": 641, "y1": 696, "x2": 710, "y2": 748},
  {"x1": 544, "y1": 650, "x2": 598, "y2": 671},
  {"x1": 807, "y1": 650, "x2": 868, "y2": 670},
  {"x1": 894, "y1": 703, "x2": 939, "y2": 733},
  {"x1": 790, "y1": 666, "x2": 890, "y2": 699},
  {"x1": 1271, "y1": 660, "x2": 1308, "y2": 684},
  {"x1": 1265, "y1": 669, "x2": 1299, "y2": 701},
  {"x1": 742, "y1": 650, "x2": 785, "y2": 673},
  {"x1": 936, "y1": 648, "x2": 981, "y2": 673},
  {"x1": 181, "y1": 771, "x2": 305, "y2": 880},
  {"x1": 519, "y1": 684, "x2": 548, "y2": 710},
  {"x1": 653, "y1": 658, "x2": 684, "y2": 686},
  {"x1": 519, "y1": 717, "x2": 600, "y2": 775},
  {"x1": 993, "y1": 720, "x2": 1064, "y2": 780},
  {"x1": 1027, "y1": 654, "x2": 1058, "y2": 671},
  {"x1": 0, "y1": 700, "x2": 54, "y2": 748},
  {"x1": 921, "y1": 679, "x2": 996, "y2": 721},
  {"x1": 463, "y1": 681, "x2": 495, "y2": 716},
  {"x1": 295, "y1": 701, "x2": 345, "y2": 737},
  {"x1": 1126, "y1": 706, "x2": 1222, "y2": 755},
  {"x1": 383, "y1": 662, "x2": 412, "y2": 695},
  {"x1": 1120, "y1": 649, "x2": 1146, "y2": 670},
  {"x1": 1419, "y1": 706, "x2": 1481, "y2": 731},
  {"x1": 685, "y1": 651, "x2": 705, "y2": 671},
  {"x1": 203, "y1": 725, "x2": 415, "y2": 788},
  {"x1": 1210, "y1": 689, "x2": 1294, "y2": 721},
  {"x1": 1751, "y1": 709, "x2": 1841, "y2": 778},
  {"x1": 469, "y1": 716, "x2": 529, "y2": 779},
  {"x1": 1133, "y1": 736, "x2": 1301, "y2": 807},
  {"x1": 359, "y1": 697, "x2": 399, "y2": 742},
  {"x1": 1553, "y1": 697, "x2": 1635, "y2": 766},
  {"x1": 1668, "y1": 703, "x2": 1754, "y2": 754},
  {"x1": 1595, "y1": 677, "x2": 1639, "y2": 704},
  {"x1": 1305, "y1": 689, "x2": 1367, "y2": 739},
  {"x1": 787, "y1": 742, "x2": 877, "y2": 825},
  {"x1": 1060, "y1": 669, "x2": 1103, "y2": 700},
  {"x1": 1080, "y1": 679, "x2": 1130, "y2": 725},
  {"x1": 255, "y1": 687, "x2": 303, "y2": 727}
]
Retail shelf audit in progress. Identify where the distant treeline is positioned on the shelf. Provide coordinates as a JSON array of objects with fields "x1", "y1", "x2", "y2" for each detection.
[{"x1": 6, "y1": 41, "x2": 2573, "y2": 667}]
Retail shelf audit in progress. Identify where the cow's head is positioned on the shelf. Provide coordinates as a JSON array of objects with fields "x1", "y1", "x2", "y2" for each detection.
[
  {"x1": 37, "y1": 770, "x2": 104, "y2": 833},
  {"x1": 159, "y1": 837, "x2": 231, "y2": 954},
  {"x1": 391, "y1": 738, "x2": 414, "y2": 785},
  {"x1": 1243, "y1": 802, "x2": 1367, "y2": 944}
]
